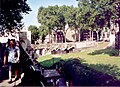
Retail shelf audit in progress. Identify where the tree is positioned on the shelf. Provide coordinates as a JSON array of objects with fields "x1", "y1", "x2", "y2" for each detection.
[
  {"x1": 38, "y1": 6, "x2": 57, "y2": 43},
  {"x1": 77, "y1": 0, "x2": 94, "y2": 41},
  {"x1": 77, "y1": 0, "x2": 120, "y2": 55},
  {"x1": 76, "y1": 7, "x2": 87, "y2": 41},
  {"x1": 39, "y1": 25, "x2": 48, "y2": 43},
  {"x1": 76, "y1": 0, "x2": 119, "y2": 41},
  {"x1": 0, "y1": 0, "x2": 31, "y2": 31},
  {"x1": 37, "y1": 5, "x2": 66, "y2": 43},
  {"x1": 28, "y1": 25, "x2": 39, "y2": 44},
  {"x1": 58, "y1": 5, "x2": 73, "y2": 42},
  {"x1": 57, "y1": 5, "x2": 79, "y2": 42},
  {"x1": 65, "y1": 6, "x2": 78, "y2": 41}
]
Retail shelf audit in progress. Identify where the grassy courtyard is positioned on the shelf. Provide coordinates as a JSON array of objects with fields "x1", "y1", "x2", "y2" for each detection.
[{"x1": 37, "y1": 42, "x2": 120, "y2": 79}]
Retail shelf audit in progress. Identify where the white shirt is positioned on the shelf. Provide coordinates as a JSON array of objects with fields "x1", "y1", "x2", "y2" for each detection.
[{"x1": 7, "y1": 46, "x2": 20, "y2": 63}]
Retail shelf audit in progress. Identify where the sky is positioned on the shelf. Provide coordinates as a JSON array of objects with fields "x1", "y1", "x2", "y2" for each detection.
[{"x1": 22, "y1": 0, "x2": 78, "y2": 28}]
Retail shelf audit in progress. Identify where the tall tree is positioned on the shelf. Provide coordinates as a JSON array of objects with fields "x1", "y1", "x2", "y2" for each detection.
[
  {"x1": 0, "y1": 0, "x2": 31, "y2": 31},
  {"x1": 77, "y1": 0, "x2": 119, "y2": 41},
  {"x1": 28, "y1": 25, "x2": 39, "y2": 44},
  {"x1": 37, "y1": 5, "x2": 66, "y2": 43},
  {"x1": 39, "y1": 25, "x2": 48, "y2": 43},
  {"x1": 38, "y1": 6, "x2": 57, "y2": 43}
]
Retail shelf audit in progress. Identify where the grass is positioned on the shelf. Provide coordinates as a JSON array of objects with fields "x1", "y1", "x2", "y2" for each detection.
[{"x1": 37, "y1": 42, "x2": 120, "y2": 79}]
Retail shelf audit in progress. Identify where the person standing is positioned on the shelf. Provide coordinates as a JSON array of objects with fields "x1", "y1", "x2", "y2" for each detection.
[{"x1": 3, "y1": 39, "x2": 20, "y2": 83}]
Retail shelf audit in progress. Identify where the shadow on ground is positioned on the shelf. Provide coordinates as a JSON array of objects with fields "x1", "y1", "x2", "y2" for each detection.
[
  {"x1": 1, "y1": 57, "x2": 120, "y2": 86},
  {"x1": 39, "y1": 58, "x2": 120, "y2": 86},
  {"x1": 39, "y1": 57, "x2": 86, "y2": 69},
  {"x1": 0, "y1": 66, "x2": 9, "y2": 83},
  {"x1": 62, "y1": 59, "x2": 120, "y2": 86},
  {"x1": 86, "y1": 63, "x2": 120, "y2": 80},
  {"x1": 88, "y1": 47, "x2": 119, "y2": 56},
  {"x1": 39, "y1": 57, "x2": 62, "y2": 68}
]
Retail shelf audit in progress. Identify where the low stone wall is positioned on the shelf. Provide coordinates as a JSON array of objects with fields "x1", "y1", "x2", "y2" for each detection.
[
  {"x1": 75, "y1": 41, "x2": 97, "y2": 48},
  {"x1": 31, "y1": 41, "x2": 97, "y2": 56},
  {"x1": 32, "y1": 41, "x2": 96, "y2": 49}
]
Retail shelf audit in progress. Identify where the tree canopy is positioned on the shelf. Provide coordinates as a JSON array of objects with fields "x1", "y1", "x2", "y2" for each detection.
[
  {"x1": 37, "y1": 0, "x2": 119, "y2": 36},
  {"x1": 28, "y1": 25, "x2": 39, "y2": 44},
  {"x1": 35, "y1": 0, "x2": 120, "y2": 43},
  {"x1": 37, "y1": 5, "x2": 78, "y2": 37},
  {"x1": 0, "y1": 0, "x2": 31, "y2": 31}
]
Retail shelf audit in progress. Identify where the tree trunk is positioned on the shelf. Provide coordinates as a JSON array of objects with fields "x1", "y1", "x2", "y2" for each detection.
[
  {"x1": 91, "y1": 31, "x2": 94, "y2": 41},
  {"x1": 78, "y1": 29, "x2": 81, "y2": 42},
  {"x1": 116, "y1": 32, "x2": 120, "y2": 56},
  {"x1": 115, "y1": 20, "x2": 120, "y2": 56},
  {"x1": 74, "y1": 29, "x2": 77, "y2": 42},
  {"x1": 64, "y1": 32, "x2": 66, "y2": 43},
  {"x1": 61, "y1": 34, "x2": 64, "y2": 43},
  {"x1": 63, "y1": 31, "x2": 66, "y2": 43},
  {"x1": 96, "y1": 30, "x2": 99, "y2": 41},
  {"x1": 55, "y1": 34, "x2": 57, "y2": 43},
  {"x1": 118, "y1": 22, "x2": 120, "y2": 56},
  {"x1": 49, "y1": 33, "x2": 51, "y2": 43},
  {"x1": 53, "y1": 34, "x2": 55, "y2": 43},
  {"x1": 89, "y1": 30, "x2": 92, "y2": 41}
]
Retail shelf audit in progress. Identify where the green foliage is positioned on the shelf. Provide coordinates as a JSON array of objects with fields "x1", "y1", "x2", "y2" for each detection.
[
  {"x1": 37, "y1": 0, "x2": 120, "y2": 41},
  {"x1": 0, "y1": 0, "x2": 31, "y2": 31},
  {"x1": 37, "y1": 5, "x2": 61, "y2": 31},
  {"x1": 37, "y1": 5, "x2": 78, "y2": 36},
  {"x1": 39, "y1": 25, "x2": 48, "y2": 36},
  {"x1": 28, "y1": 25, "x2": 39, "y2": 43},
  {"x1": 77, "y1": 0, "x2": 119, "y2": 31}
]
